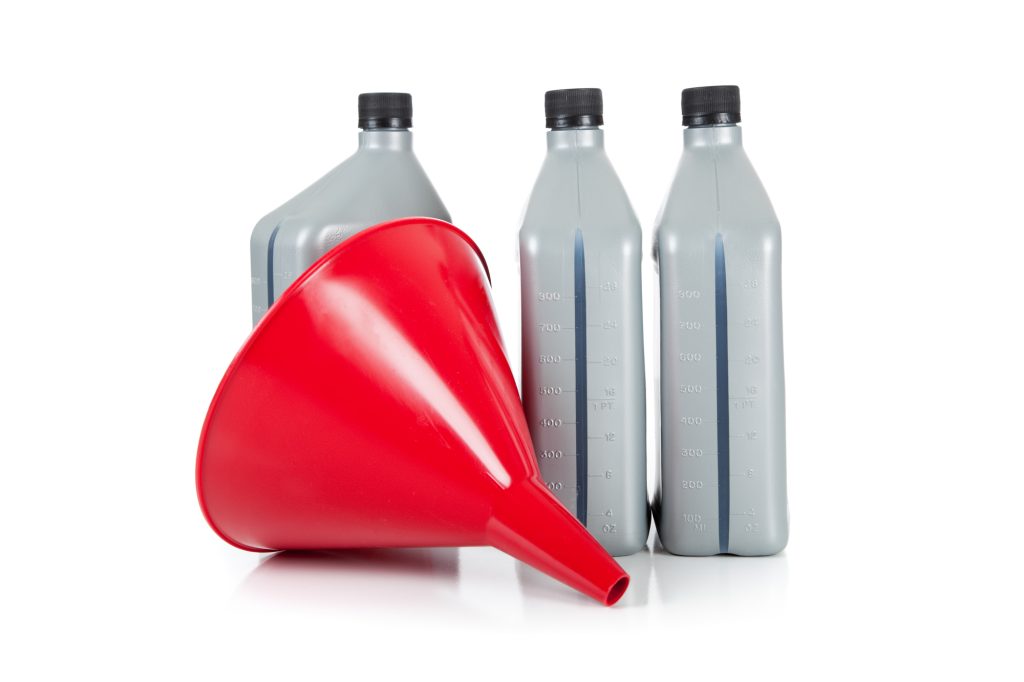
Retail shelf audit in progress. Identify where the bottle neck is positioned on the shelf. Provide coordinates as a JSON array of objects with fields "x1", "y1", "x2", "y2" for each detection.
[
  {"x1": 683, "y1": 124, "x2": 742, "y2": 149},
  {"x1": 358, "y1": 129, "x2": 412, "y2": 151},
  {"x1": 546, "y1": 127, "x2": 604, "y2": 151}
]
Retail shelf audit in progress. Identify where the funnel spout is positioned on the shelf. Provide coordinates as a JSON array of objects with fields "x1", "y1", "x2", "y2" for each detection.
[{"x1": 487, "y1": 479, "x2": 630, "y2": 605}]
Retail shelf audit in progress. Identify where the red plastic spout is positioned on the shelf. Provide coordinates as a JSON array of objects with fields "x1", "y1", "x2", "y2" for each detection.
[{"x1": 489, "y1": 479, "x2": 629, "y2": 605}]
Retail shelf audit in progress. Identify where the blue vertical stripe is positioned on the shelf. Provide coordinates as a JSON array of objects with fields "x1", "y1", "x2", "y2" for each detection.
[
  {"x1": 266, "y1": 224, "x2": 281, "y2": 309},
  {"x1": 574, "y1": 229, "x2": 588, "y2": 526},
  {"x1": 715, "y1": 233, "x2": 730, "y2": 553}
]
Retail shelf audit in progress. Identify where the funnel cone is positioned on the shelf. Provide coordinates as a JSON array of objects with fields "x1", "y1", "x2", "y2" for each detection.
[{"x1": 197, "y1": 218, "x2": 628, "y2": 605}]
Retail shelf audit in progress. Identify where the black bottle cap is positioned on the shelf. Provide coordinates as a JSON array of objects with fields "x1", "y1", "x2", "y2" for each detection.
[
  {"x1": 681, "y1": 85, "x2": 741, "y2": 127},
  {"x1": 545, "y1": 88, "x2": 603, "y2": 129},
  {"x1": 358, "y1": 92, "x2": 413, "y2": 129}
]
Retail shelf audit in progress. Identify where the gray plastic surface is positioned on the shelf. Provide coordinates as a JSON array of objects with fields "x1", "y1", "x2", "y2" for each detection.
[
  {"x1": 518, "y1": 128, "x2": 649, "y2": 556},
  {"x1": 653, "y1": 124, "x2": 788, "y2": 556},
  {"x1": 250, "y1": 129, "x2": 450, "y2": 324}
]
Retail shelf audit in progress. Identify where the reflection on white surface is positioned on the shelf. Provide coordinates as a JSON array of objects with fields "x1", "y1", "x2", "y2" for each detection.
[
  {"x1": 651, "y1": 541, "x2": 789, "y2": 610},
  {"x1": 234, "y1": 548, "x2": 462, "y2": 611},
  {"x1": 229, "y1": 542, "x2": 787, "y2": 615}
]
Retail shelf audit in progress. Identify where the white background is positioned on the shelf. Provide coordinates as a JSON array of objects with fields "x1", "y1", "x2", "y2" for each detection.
[{"x1": 2, "y1": 1, "x2": 1022, "y2": 679}]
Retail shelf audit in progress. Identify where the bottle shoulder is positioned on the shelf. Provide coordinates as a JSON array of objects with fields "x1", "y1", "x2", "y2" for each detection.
[
  {"x1": 250, "y1": 153, "x2": 354, "y2": 238},
  {"x1": 253, "y1": 149, "x2": 448, "y2": 239},
  {"x1": 520, "y1": 150, "x2": 641, "y2": 242},
  {"x1": 655, "y1": 147, "x2": 779, "y2": 239}
]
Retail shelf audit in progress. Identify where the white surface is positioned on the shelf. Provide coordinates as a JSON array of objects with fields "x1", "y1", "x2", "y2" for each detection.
[{"x1": 1, "y1": 1, "x2": 1022, "y2": 679}]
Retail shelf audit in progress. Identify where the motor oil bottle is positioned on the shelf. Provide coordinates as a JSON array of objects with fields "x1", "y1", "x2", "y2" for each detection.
[
  {"x1": 518, "y1": 88, "x2": 648, "y2": 556},
  {"x1": 250, "y1": 92, "x2": 450, "y2": 324},
  {"x1": 653, "y1": 85, "x2": 788, "y2": 556}
]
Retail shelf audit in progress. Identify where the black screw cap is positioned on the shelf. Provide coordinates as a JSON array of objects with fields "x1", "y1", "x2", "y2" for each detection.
[
  {"x1": 545, "y1": 88, "x2": 603, "y2": 129},
  {"x1": 681, "y1": 85, "x2": 741, "y2": 127},
  {"x1": 358, "y1": 92, "x2": 413, "y2": 129}
]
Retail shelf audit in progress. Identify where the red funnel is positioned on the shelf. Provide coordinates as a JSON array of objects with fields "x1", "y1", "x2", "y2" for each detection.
[{"x1": 197, "y1": 218, "x2": 628, "y2": 605}]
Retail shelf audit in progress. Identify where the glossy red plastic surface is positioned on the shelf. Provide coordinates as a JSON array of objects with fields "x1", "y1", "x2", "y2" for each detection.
[{"x1": 197, "y1": 218, "x2": 628, "y2": 605}]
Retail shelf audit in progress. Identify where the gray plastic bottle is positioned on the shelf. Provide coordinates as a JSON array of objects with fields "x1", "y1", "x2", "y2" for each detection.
[
  {"x1": 518, "y1": 89, "x2": 648, "y2": 556},
  {"x1": 250, "y1": 92, "x2": 450, "y2": 324},
  {"x1": 654, "y1": 86, "x2": 788, "y2": 556}
]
